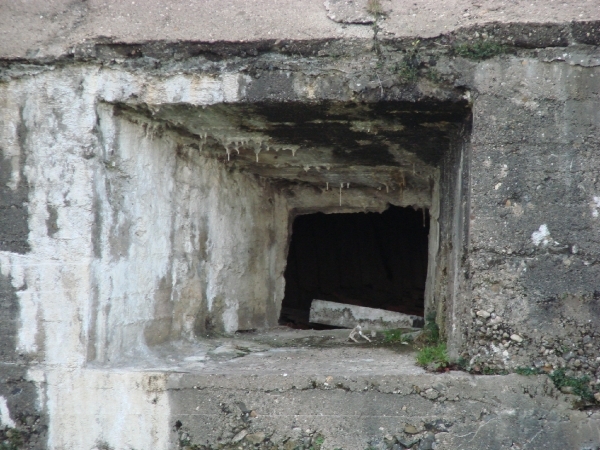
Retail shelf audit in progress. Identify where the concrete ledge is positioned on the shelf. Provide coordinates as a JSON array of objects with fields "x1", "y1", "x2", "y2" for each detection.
[{"x1": 169, "y1": 371, "x2": 600, "y2": 450}]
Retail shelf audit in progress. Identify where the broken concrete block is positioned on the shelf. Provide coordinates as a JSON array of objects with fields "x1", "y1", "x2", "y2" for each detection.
[{"x1": 309, "y1": 300, "x2": 423, "y2": 330}]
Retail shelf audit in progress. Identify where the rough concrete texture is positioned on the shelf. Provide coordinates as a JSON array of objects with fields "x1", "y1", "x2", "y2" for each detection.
[
  {"x1": 170, "y1": 370, "x2": 600, "y2": 450},
  {"x1": 1, "y1": 1, "x2": 600, "y2": 448},
  {"x1": 462, "y1": 56, "x2": 600, "y2": 376}
]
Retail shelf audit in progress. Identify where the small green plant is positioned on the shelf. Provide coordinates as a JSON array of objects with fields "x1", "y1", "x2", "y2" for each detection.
[
  {"x1": 515, "y1": 367, "x2": 543, "y2": 376},
  {"x1": 482, "y1": 366, "x2": 508, "y2": 375},
  {"x1": 0, "y1": 428, "x2": 24, "y2": 450},
  {"x1": 414, "y1": 314, "x2": 448, "y2": 370},
  {"x1": 456, "y1": 356, "x2": 469, "y2": 371},
  {"x1": 416, "y1": 342, "x2": 449, "y2": 370},
  {"x1": 395, "y1": 59, "x2": 419, "y2": 84},
  {"x1": 422, "y1": 314, "x2": 440, "y2": 344},
  {"x1": 454, "y1": 41, "x2": 508, "y2": 60},
  {"x1": 309, "y1": 435, "x2": 325, "y2": 450},
  {"x1": 549, "y1": 368, "x2": 596, "y2": 403},
  {"x1": 394, "y1": 41, "x2": 421, "y2": 84},
  {"x1": 383, "y1": 329, "x2": 408, "y2": 343},
  {"x1": 425, "y1": 68, "x2": 443, "y2": 83}
]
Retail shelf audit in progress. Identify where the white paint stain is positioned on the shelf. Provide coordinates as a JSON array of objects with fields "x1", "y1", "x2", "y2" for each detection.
[
  {"x1": 592, "y1": 196, "x2": 600, "y2": 218},
  {"x1": 531, "y1": 224, "x2": 550, "y2": 246},
  {"x1": 0, "y1": 396, "x2": 16, "y2": 428}
]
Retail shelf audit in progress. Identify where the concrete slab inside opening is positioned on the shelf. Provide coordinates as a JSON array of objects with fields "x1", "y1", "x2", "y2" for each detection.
[{"x1": 280, "y1": 205, "x2": 429, "y2": 328}]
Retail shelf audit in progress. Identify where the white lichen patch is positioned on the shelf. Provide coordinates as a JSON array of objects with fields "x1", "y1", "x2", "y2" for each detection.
[
  {"x1": 531, "y1": 224, "x2": 550, "y2": 246},
  {"x1": 0, "y1": 396, "x2": 16, "y2": 428},
  {"x1": 591, "y1": 196, "x2": 600, "y2": 218}
]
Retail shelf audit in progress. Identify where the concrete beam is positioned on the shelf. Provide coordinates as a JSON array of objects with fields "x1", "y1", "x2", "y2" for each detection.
[{"x1": 309, "y1": 299, "x2": 423, "y2": 330}]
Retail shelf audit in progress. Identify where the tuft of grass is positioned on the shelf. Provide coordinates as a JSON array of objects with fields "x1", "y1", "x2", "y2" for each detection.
[
  {"x1": 454, "y1": 41, "x2": 508, "y2": 60},
  {"x1": 414, "y1": 315, "x2": 449, "y2": 370},
  {"x1": 549, "y1": 368, "x2": 595, "y2": 402},
  {"x1": 366, "y1": 0, "x2": 384, "y2": 17},
  {"x1": 515, "y1": 367, "x2": 543, "y2": 376},
  {"x1": 416, "y1": 342, "x2": 448, "y2": 370}
]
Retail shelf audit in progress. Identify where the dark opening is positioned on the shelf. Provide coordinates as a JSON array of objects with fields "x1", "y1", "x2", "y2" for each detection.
[{"x1": 280, "y1": 205, "x2": 430, "y2": 328}]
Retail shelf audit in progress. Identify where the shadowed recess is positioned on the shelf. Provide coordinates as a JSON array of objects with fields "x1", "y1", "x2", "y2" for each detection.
[{"x1": 280, "y1": 205, "x2": 429, "y2": 328}]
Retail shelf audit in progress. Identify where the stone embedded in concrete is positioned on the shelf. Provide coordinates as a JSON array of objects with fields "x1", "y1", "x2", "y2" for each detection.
[{"x1": 309, "y1": 299, "x2": 423, "y2": 330}]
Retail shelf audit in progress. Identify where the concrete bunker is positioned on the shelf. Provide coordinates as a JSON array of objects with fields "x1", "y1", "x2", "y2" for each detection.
[{"x1": 280, "y1": 205, "x2": 430, "y2": 328}]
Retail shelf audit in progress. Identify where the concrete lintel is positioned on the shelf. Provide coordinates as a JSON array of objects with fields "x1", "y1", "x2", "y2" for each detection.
[{"x1": 309, "y1": 299, "x2": 423, "y2": 330}]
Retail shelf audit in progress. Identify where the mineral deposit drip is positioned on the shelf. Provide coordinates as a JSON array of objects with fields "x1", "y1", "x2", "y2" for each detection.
[
  {"x1": 326, "y1": 182, "x2": 329, "y2": 191},
  {"x1": 198, "y1": 132, "x2": 208, "y2": 152},
  {"x1": 339, "y1": 183, "x2": 343, "y2": 206}
]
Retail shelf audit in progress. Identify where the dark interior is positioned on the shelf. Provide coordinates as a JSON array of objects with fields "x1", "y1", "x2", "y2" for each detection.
[{"x1": 280, "y1": 205, "x2": 429, "y2": 328}]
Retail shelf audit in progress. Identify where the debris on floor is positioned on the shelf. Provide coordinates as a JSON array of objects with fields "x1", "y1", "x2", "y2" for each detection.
[{"x1": 348, "y1": 324, "x2": 372, "y2": 343}]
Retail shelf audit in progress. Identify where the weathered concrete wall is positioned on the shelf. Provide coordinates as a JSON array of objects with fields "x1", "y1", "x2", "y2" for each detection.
[
  {"x1": 0, "y1": 67, "x2": 290, "y2": 446},
  {"x1": 89, "y1": 104, "x2": 289, "y2": 363},
  {"x1": 464, "y1": 56, "x2": 600, "y2": 374}
]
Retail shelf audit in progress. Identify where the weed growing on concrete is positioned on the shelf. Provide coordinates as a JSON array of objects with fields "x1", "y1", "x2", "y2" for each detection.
[
  {"x1": 0, "y1": 428, "x2": 24, "y2": 450},
  {"x1": 515, "y1": 367, "x2": 543, "y2": 376},
  {"x1": 456, "y1": 356, "x2": 469, "y2": 371},
  {"x1": 482, "y1": 366, "x2": 509, "y2": 375},
  {"x1": 310, "y1": 434, "x2": 325, "y2": 450},
  {"x1": 549, "y1": 368, "x2": 596, "y2": 402},
  {"x1": 422, "y1": 313, "x2": 440, "y2": 344},
  {"x1": 395, "y1": 58, "x2": 419, "y2": 84},
  {"x1": 416, "y1": 342, "x2": 449, "y2": 369},
  {"x1": 367, "y1": 0, "x2": 386, "y2": 56},
  {"x1": 414, "y1": 315, "x2": 449, "y2": 370},
  {"x1": 366, "y1": 0, "x2": 384, "y2": 17},
  {"x1": 394, "y1": 41, "x2": 421, "y2": 84},
  {"x1": 425, "y1": 68, "x2": 443, "y2": 83},
  {"x1": 382, "y1": 329, "x2": 410, "y2": 343},
  {"x1": 453, "y1": 41, "x2": 508, "y2": 60}
]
